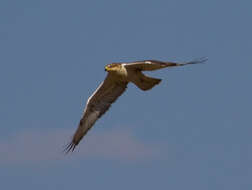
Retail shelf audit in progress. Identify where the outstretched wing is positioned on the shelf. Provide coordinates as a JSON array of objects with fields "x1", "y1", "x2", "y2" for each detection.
[
  {"x1": 65, "y1": 73, "x2": 128, "y2": 153},
  {"x1": 123, "y1": 57, "x2": 207, "y2": 71}
]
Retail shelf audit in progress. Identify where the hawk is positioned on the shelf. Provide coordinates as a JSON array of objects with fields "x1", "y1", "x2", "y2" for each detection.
[{"x1": 65, "y1": 58, "x2": 207, "y2": 153}]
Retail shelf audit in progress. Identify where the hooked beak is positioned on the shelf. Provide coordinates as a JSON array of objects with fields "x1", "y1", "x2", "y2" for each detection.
[{"x1": 105, "y1": 66, "x2": 109, "y2": 71}]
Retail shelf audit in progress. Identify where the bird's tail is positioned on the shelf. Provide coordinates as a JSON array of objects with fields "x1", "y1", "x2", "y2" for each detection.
[{"x1": 132, "y1": 72, "x2": 162, "y2": 91}]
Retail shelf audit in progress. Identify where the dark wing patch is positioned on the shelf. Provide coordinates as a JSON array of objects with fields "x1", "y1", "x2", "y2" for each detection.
[
  {"x1": 123, "y1": 60, "x2": 169, "y2": 71},
  {"x1": 65, "y1": 74, "x2": 128, "y2": 153}
]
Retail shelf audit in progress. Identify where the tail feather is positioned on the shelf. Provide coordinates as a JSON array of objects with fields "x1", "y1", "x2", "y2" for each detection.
[{"x1": 132, "y1": 72, "x2": 162, "y2": 91}]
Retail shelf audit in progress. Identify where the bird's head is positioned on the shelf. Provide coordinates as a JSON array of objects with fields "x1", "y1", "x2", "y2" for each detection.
[{"x1": 105, "y1": 63, "x2": 120, "y2": 72}]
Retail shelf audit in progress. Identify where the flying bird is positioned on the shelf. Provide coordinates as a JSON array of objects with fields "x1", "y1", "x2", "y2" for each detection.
[{"x1": 65, "y1": 58, "x2": 207, "y2": 153}]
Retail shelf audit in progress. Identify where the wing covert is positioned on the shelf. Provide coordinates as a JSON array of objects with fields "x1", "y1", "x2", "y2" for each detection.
[{"x1": 123, "y1": 60, "x2": 169, "y2": 71}]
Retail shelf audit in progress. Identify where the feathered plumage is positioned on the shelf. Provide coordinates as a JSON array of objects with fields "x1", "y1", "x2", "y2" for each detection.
[{"x1": 65, "y1": 57, "x2": 207, "y2": 153}]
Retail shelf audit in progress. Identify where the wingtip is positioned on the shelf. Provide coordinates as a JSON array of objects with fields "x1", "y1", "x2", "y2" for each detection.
[
  {"x1": 189, "y1": 57, "x2": 208, "y2": 64},
  {"x1": 63, "y1": 142, "x2": 77, "y2": 154}
]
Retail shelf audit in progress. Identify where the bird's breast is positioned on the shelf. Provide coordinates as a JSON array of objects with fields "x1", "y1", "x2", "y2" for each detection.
[{"x1": 114, "y1": 65, "x2": 129, "y2": 81}]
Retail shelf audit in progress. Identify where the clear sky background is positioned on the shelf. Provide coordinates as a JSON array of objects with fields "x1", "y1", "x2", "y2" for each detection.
[{"x1": 0, "y1": 0, "x2": 251, "y2": 189}]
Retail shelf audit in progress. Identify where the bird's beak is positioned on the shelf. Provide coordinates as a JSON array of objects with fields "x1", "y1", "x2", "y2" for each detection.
[{"x1": 105, "y1": 66, "x2": 109, "y2": 71}]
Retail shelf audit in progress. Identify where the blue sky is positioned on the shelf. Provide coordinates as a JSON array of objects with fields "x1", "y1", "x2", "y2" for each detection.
[{"x1": 0, "y1": 0, "x2": 251, "y2": 189}]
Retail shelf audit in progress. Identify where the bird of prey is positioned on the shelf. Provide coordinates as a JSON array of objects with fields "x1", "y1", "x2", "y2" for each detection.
[{"x1": 65, "y1": 58, "x2": 207, "y2": 153}]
